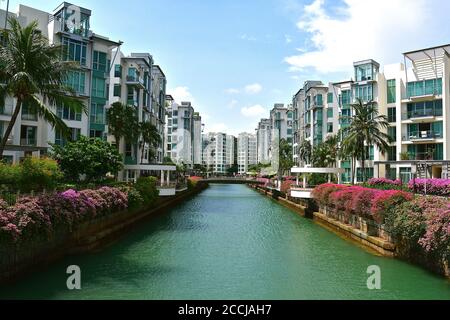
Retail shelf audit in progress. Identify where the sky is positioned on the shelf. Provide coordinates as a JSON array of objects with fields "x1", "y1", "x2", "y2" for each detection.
[{"x1": 4, "y1": 0, "x2": 450, "y2": 136}]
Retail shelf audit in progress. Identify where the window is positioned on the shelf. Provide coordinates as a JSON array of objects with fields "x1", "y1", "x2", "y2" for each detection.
[
  {"x1": 387, "y1": 146, "x2": 397, "y2": 161},
  {"x1": 113, "y1": 84, "x2": 121, "y2": 97},
  {"x1": 387, "y1": 79, "x2": 396, "y2": 103},
  {"x1": 90, "y1": 103, "x2": 105, "y2": 124},
  {"x1": 315, "y1": 94, "x2": 323, "y2": 106},
  {"x1": 21, "y1": 102, "x2": 38, "y2": 121},
  {"x1": 387, "y1": 107, "x2": 396, "y2": 122},
  {"x1": 407, "y1": 100, "x2": 443, "y2": 118},
  {"x1": 407, "y1": 78, "x2": 442, "y2": 98},
  {"x1": 66, "y1": 71, "x2": 86, "y2": 94},
  {"x1": 20, "y1": 125, "x2": 37, "y2": 146},
  {"x1": 92, "y1": 77, "x2": 106, "y2": 98},
  {"x1": 327, "y1": 93, "x2": 333, "y2": 104},
  {"x1": 93, "y1": 51, "x2": 107, "y2": 72},
  {"x1": 57, "y1": 103, "x2": 82, "y2": 121},
  {"x1": 341, "y1": 90, "x2": 351, "y2": 106},
  {"x1": 327, "y1": 108, "x2": 333, "y2": 118},
  {"x1": 114, "y1": 64, "x2": 122, "y2": 78},
  {"x1": 354, "y1": 84, "x2": 373, "y2": 102},
  {"x1": 62, "y1": 37, "x2": 87, "y2": 66},
  {"x1": 387, "y1": 127, "x2": 396, "y2": 142},
  {"x1": 55, "y1": 128, "x2": 81, "y2": 146},
  {"x1": 327, "y1": 122, "x2": 333, "y2": 133}
]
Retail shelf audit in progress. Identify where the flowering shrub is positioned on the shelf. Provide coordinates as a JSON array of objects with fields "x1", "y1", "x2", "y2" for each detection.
[
  {"x1": 370, "y1": 190, "x2": 413, "y2": 224},
  {"x1": 330, "y1": 186, "x2": 360, "y2": 217},
  {"x1": 408, "y1": 179, "x2": 450, "y2": 196},
  {"x1": 0, "y1": 186, "x2": 128, "y2": 244},
  {"x1": 311, "y1": 183, "x2": 346, "y2": 207},
  {"x1": 187, "y1": 176, "x2": 202, "y2": 190},
  {"x1": 418, "y1": 204, "x2": 450, "y2": 259},
  {"x1": 351, "y1": 188, "x2": 381, "y2": 219},
  {"x1": 368, "y1": 178, "x2": 402, "y2": 186},
  {"x1": 281, "y1": 180, "x2": 295, "y2": 194},
  {"x1": 256, "y1": 178, "x2": 271, "y2": 188}
]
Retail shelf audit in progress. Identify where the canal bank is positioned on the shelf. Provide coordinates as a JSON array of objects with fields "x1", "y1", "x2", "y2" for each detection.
[
  {"x1": 0, "y1": 184, "x2": 449, "y2": 300},
  {"x1": 0, "y1": 182, "x2": 209, "y2": 285}
]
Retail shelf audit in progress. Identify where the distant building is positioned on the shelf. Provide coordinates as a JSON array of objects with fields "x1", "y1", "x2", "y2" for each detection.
[
  {"x1": 237, "y1": 133, "x2": 257, "y2": 174},
  {"x1": 256, "y1": 119, "x2": 272, "y2": 164}
]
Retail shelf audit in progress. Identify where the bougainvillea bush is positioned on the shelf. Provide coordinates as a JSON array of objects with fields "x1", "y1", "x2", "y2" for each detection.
[
  {"x1": 280, "y1": 180, "x2": 295, "y2": 194},
  {"x1": 368, "y1": 178, "x2": 402, "y2": 186},
  {"x1": 312, "y1": 184, "x2": 412, "y2": 223},
  {"x1": 0, "y1": 187, "x2": 128, "y2": 244},
  {"x1": 408, "y1": 179, "x2": 450, "y2": 196}
]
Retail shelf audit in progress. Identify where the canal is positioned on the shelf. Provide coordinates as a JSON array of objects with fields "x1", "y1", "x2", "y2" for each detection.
[{"x1": 1, "y1": 184, "x2": 449, "y2": 300}]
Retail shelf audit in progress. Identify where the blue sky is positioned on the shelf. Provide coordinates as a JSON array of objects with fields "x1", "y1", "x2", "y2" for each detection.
[{"x1": 4, "y1": 0, "x2": 450, "y2": 135}]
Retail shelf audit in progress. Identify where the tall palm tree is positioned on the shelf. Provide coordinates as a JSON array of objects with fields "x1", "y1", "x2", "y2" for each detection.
[
  {"x1": 139, "y1": 122, "x2": 161, "y2": 163},
  {"x1": 342, "y1": 98, "x2": 390, "y2": 183},
  {"x1": 0, "y1": 17, "x2": 85, "y2": 158},
  {"x1": 106, "y1": 102, "x2": 140, "y2": 150}
]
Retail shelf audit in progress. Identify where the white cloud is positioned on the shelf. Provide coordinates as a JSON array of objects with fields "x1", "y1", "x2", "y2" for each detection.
[
  {"x1": 239, "y1": 34, "x2": 257, "y2": 41},
  {"x1": 284, "y1": 0, "x2": 444, "y2": 74},
  {"x1": 167, "y1": 86, "x2": 195, "y2": 104},
  {"x1": 225, "y1": 88, "x2": 240, "y2": 94},
  {"x1": 241, "y1": 104, "x2": 267, "y2": 118},
  {"x1": 244, "y1": 83, "x2": 263, "y2": 94}
]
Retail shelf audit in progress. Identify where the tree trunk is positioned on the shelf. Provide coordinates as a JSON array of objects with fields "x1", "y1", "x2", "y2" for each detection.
[
  {"x1": 0, "y1": 98, "x2": 22, "y2": 160},
  {"x1": 361, "y1": 148, "x2": 366, "y2": 183}
]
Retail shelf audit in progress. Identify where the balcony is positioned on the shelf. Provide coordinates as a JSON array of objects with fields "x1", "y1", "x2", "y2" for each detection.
[
  {"x1": 126, "y1": 75, "x2": 145, "y2": 89},
  {"x1": 401, "y1": 109, "x2": 442, "y2": 121},
  {"x1": 402, "y1": 130, "x2": 442, "y2": 142},
  {"x1": 404, "y1": 79, "x2": 442, "y2": 101}
]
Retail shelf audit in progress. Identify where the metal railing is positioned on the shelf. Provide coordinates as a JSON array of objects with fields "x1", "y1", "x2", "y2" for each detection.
[
  {"x1": 402, "y1": 109, "x2": 442, "y2": 120},
  {"x1": 402, "y1": 130, "x2": 442, "y2": 141}
]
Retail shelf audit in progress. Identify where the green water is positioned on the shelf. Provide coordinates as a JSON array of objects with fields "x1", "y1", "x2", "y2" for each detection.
[{"x1": 1, "y1": 184, "x2": 449, "y2": 300}]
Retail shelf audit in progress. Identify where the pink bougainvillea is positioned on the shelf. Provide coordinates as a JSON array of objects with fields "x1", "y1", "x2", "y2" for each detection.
[
  {"x1": 370, "y1": 190, "x2": 413, "y2": 224},
  {"x1": 408, "y1": 179, "x2": 450, "y2": 196},
  {"x1": 368, "y1": 178, "x2": 402, "y2": 186}
]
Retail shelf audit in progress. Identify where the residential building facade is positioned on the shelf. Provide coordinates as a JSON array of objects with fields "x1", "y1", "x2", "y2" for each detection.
[
  {"x1": 237, "y1": 132, "x2": 257, "y2": 174},
  {"x1": 256, "y1": 118, "x2": 271, "y2": 165}
]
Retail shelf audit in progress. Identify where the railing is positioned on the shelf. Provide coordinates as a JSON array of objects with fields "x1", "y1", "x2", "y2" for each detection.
[
  {"x1": 406, "y1": 79, "x2": 442, "y2": 98},
  {"x1": 403, "y1": 131, "x2": 442, "y2": 141},
  {"x1": 126, "y1": 75, "x2": 144, "y2": 86},
  {"x1": 402, "y1": 109, "x2": 442, "y2": 120}
]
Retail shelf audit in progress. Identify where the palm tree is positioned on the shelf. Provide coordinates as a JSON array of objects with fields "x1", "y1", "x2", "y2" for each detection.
[
  {"x1": 106, "y1": 102, "x2": 140, "y2": 150},
  {"x1": 342, "y1": 98, "x2": 390, "y2": 183},
  {"x1": 0, "y1": 17, "x2": 85, "y2": 159},
  {"x1": 139, "y1": 122, "x2": 161, "y2": 163},
  {"x1": 298, "y1": 139, "x2": 312, "y2": 166}
]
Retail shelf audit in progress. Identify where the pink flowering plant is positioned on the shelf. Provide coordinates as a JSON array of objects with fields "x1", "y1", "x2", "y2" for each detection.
[{"x1": 408, "y1": 179, "x2": 450, "y2": 196}]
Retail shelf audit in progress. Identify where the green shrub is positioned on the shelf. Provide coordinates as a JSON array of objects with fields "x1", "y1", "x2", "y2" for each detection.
[
  {"x1": 127, "y1": 188, "x2": 144, "y2": 209},
  {"x1": 18, "y1": 157, "x2": 62, "y2": 192},
  {"x1": 134, "y1": 177, "x2": 159, "y2": 205},
  {"x1": 0, "y1": 161, "x2": 20, "y2": 185}
]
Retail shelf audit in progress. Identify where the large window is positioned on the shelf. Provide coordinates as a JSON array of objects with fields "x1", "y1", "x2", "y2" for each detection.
[
  {"x1": 407, "y1": 99, "x2": 442, "y2": 118},
  {"x1": 387, "y1": 107, "x2": 396, "y2": 122},
  {"x1": 327, "y1": 93, "x2": 333, "y2": 104},
  {"x1": 387, "y1": 79, "x2": 396, "y2": 103},
  {"x1": 20, "y1": 125, "x2": 37, "y2": 146},
  {"x1": 354, "y1": 84, "x2": 373, "y2": 102},
  {"x1": 341, "y1": 90, "x2": 351, "y2": 106},
  {"x1": 114, "y1": 64, "x2": 122, "y2": 78},
  {"x1": 66, "y1": 71, "x2": 86, "y2": 94},
  {"x1": 21, "y1": 102, "x2": 37, "y2": 121},
  {"x1": 57, "y1": 103, "x2": 82, "y2": 121},
  {"x1": 407, "y1": 78, "x2": 442, "y2": 98},
  {"x1": 93, "y1": 51, "x2": 107, "y2": 72},
  {"x1": 90, "y1": 103, "x2": 105, "y2": 124},
  {"x1": 62, "y1": 37, "x2": 87, "y2": 66},
  {"x1": 387, "y1": 126, "x2": 396, "y2": 142},
  {"x1": 315, "y1": 94, "x2": 323, "y2": 106},
  {"x1": 113, "y1": 84, "x2": 121, "y2": 97},
  {"x1": 92, "y1": 77, "x2": 106, "y2": 98},
  {"x1": 355, "y1": 64, "x2": 375, "y2": 82}
]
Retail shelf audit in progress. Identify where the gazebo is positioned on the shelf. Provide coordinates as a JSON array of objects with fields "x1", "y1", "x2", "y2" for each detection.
[{"x1": 290, "y1": 167, "x2": 345, "y2": 199}]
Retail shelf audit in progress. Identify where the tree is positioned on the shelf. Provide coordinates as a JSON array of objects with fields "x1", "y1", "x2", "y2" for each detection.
[
  {"x1": 51, "y1": 136, "x2": 123, "y2": 182},
  {"x1": 279, "y1": 138, "x2": 294, "y2": 176},
  {"x1": 106, "y1": 102, "x2": 140, "y2": 150},
  {"x1": 341, "y1": 98, "x2": 391, "y2": 183},
  {"x1": 0, "y1": 17, "x2": 85, "y2": 158},
  {"x1": 298, "y1": 139, "x2": 312, "y2": 166},
  {"x1": 139, "y1": 122, "x2": 161, "y2": 163}
]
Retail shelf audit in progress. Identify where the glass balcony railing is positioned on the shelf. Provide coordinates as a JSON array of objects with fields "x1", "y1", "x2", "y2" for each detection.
[
  {"x1": 403, "y1": 131, "x2": 442, "y2": 141},
  {"x1": 406, "y1": 78, "x2": 442, "y2": 98},
  {"x1": 402, "y1": 109, "x2": 443, "y2": 120}
]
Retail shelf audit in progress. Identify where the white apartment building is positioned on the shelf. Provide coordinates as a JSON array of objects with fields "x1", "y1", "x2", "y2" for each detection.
[
  {"x1": 256, "y1": 118, "x2": 271, "y2": 165},
  {"x1": 193, "y1": 112, "x2": 203, "y2": 165},
  {"x1": 0, "y1": 3, "x2": 121, "y2": 164},
  {"x1": 165, "y1": 100, "x2": 203, "y2": 168},
  {"x1": 269, "y1": 104, "x2": 293, "y2": 172},
  {"x1": 201, "y1": 132, "x2": 234, "y2": 174},
  {"x1": 237, "y1": 132, "x2": 257, "y2": 174}
]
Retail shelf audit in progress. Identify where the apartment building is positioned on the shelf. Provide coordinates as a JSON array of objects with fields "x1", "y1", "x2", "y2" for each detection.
[
  {"x1": 237, "y1": 132, "x2": 257, "y2": 174},
  {"x1": 201, "y1": 132, "x2": 234, "y2": 174},
  {"x1": 269, "y1": 104, "x2": 293, "y2": 171},
  {"x1": 0, "y1": 3, "x2": 121, "y2": 163},
  {"x1": 193, "y1": 112, "x2": 203, "y2": 165},
  {"x1": 256, "y1": 119, "x2": 271, "y2": 165},
  {"x1": 374, "y1": 45, "x2": 450, "y2": 182}
]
